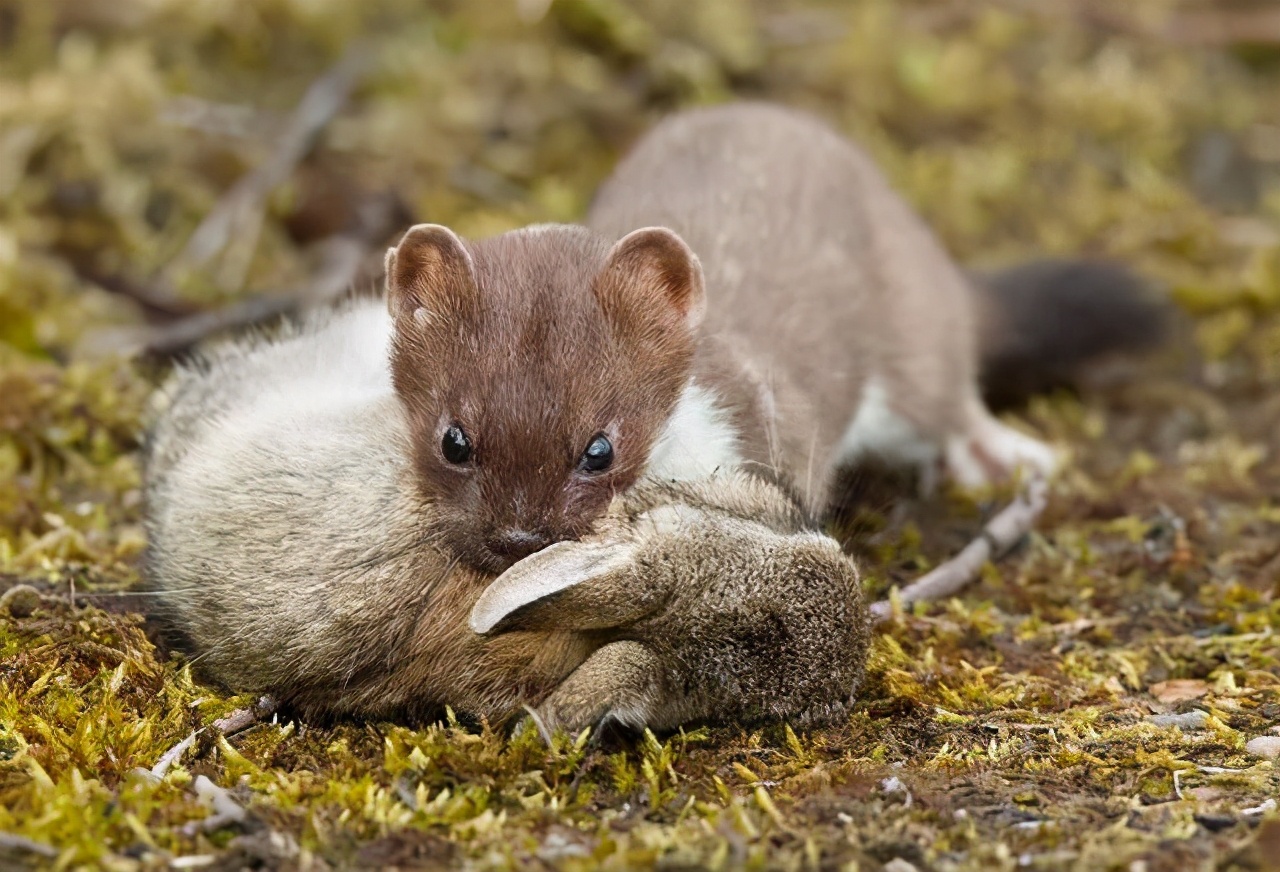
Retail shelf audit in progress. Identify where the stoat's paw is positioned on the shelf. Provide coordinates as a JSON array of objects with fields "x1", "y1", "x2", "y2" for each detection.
[{"x1": 945, "y1": 415, "x2": 1058, "y2": 490}]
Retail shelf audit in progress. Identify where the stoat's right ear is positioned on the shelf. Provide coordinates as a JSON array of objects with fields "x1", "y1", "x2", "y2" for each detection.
[{"x1": 385, "y1": 223, "x2": 478, "y2": 320}]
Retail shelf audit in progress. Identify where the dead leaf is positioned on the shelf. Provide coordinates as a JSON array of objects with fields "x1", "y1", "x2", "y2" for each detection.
[
  {"x1": 1186, "y1": 786, "x2": 1223, "y2": 802},
  {"x1": 1149, "y1": 680, "x2": 1210, "y2": 703}
]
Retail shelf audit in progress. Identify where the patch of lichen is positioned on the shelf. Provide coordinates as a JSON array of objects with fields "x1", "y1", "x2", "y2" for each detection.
[{"x1": 2, "y1": 0, "x2": 1280, "y2": 868}]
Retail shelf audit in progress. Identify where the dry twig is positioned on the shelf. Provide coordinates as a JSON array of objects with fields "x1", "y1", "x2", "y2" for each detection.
[
  {"x1": 213, "y1": 696, "x2": 278, "y2": 735},
  {"x1": 83, "y1": 192, "x2": 403, "y2": 359},
  {"x1": 141, "y1": 235, "x2": 368, "y2": 357},
  {"x1": 149, "y1": 696, "x2": 278, "y2": 781},
  {"x1": 150, "y1": 730, "x2": 199, "y2": 780},
  {"x1": 0, "y1": 832, "x2": 58, "y2": 860},
  {"x1": 161, "y1": 46, "x2": 371, "y2": 293},
  {"x1": 870, "y1": 475, "x2": 1049, "y2": 624}
]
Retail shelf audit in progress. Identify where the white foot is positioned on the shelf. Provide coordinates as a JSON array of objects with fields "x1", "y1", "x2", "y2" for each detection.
[
  {"x1": 837, "y1": 378, "x2": 1057, "y2": 494},
  {"x1": 944, "y1": 410, "x2": 1058, "y2": 490}
]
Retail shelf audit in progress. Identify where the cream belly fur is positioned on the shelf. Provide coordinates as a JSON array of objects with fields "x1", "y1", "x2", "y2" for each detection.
[
  {"x1": 645, "y1": 382, "x2": 745, "y2": 482},
  {"x1": 837, "y1": 375, "x2": 1058, "y2": 492}
]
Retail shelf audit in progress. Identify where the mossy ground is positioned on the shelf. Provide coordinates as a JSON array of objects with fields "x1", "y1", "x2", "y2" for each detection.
[{"x1": 1, "y1": 0, "x2": 1279, "y2": 869}]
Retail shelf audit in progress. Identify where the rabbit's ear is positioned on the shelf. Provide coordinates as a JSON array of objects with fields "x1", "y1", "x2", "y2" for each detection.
[{"x1": 470, "y1": 540, "x2": 655, "y2": 635}]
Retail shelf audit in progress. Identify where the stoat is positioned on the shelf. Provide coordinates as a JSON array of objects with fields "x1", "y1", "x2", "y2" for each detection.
[{"x1": 380, "y1": 102, "x2": 1161, "y2": 569}]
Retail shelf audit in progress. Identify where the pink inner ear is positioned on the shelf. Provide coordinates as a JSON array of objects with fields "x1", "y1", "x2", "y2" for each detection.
[
  {"x1": 602, "y1": 227, "x2": 707, "y2": 329},
  {"x1": 388, "y1": 224, "x2": 476, "y2": 319}
]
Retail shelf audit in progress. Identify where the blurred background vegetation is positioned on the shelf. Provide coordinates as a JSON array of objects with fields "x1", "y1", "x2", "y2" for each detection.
[
  {"x1": 2, "y1": 0, "x2": 1280, "y2": 578},
  {"x1": 1, "y1": 0, "x2": 1280, "y2": 869}
]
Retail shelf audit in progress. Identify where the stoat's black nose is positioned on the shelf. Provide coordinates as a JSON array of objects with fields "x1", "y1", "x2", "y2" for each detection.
[{"x1": 488, "y1": 529, "x2": 552, "y2": 562}]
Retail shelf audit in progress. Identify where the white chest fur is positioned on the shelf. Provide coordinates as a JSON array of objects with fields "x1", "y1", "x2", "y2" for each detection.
[
  {"x1": 836, "y1": 376, "x2": 939, "y2": 471},
  {"x1": 645, "y1": 381, "x2": 744, "y2": 481}
]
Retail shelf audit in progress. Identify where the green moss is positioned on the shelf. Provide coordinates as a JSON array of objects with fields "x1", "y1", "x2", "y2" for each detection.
[{"x1": 2, "y1": 0, "x2": 1280, "y2": 868}]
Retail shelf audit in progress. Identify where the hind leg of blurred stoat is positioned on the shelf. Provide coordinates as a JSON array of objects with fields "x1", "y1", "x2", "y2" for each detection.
[
  {"x1": 837, "y1": 380, "x2": 1057, "y2": 496},
  {"x1": 942, "y1": 395, "x2": 1059, "y2": 489}
]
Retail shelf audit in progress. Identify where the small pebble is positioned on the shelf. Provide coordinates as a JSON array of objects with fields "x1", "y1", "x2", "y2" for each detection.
[
  {"x1": 1244, "y1": 736, "x2": 1280, "y2": 759},
  {"x1": 1146, "y1": 710, "x2": 1210, "y2": 731},
  {"x1": 883, "y1": 860, "x2": 919, "y2": 872},
  {"x1": 1187, "y1": 786, "x2": 1223, "y2": 802},
  {"x1": 0, "y1": 584, "x2": 43, "y2": 618}
]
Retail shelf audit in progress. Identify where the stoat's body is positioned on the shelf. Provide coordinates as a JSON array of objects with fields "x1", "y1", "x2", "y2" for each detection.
[
  {"x1": 380, "y1": 102, "x2": 1158, "y2": 561},
  {"x1": 589, "y1": 102, "x2": 1116, "y2": 504},
  {"x1": 143, "y1": 102, "x2": 1161, "y2": 721}
]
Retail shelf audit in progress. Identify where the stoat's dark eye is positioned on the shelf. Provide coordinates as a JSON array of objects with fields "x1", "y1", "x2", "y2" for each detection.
[
  {"x1": 441, "y1": 425, "x2": 472, "y2": 464},
  {"x1": 579, "y1": 433, "x2": 614, "y2": 473}
]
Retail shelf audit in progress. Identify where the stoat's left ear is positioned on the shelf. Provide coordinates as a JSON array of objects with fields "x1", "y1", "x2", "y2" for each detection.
[
  {"x1": 595, "y1": 226, "x2": 706, "y2": 332},
  {"x1": 385, "y1": 223, "x2": 478, "y2": 321}
]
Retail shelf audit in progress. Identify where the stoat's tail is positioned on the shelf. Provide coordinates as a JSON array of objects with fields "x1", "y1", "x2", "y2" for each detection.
[{"x1": 971, "y1": 259, "x2": 1168, "y2": 410}]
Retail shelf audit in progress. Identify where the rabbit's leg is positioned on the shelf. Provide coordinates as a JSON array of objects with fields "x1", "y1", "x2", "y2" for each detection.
[{"x1": 533, "y1": 640, "x2": 664, "y2": 735}]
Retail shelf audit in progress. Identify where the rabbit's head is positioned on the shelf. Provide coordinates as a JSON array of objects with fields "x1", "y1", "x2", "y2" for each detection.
[{"x1": 470, "y1": 472, "x2": 870, "y2": 733}]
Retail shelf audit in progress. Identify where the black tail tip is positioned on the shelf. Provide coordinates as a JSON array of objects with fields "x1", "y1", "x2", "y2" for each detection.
[{"x1": 976, "y1": 258, "x2": 1168, "y2": 410}]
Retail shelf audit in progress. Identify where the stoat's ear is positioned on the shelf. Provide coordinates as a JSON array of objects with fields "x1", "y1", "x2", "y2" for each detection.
[
  {"x1": 385, "y1": 223, "x2": 478, "y2": 320},
  {"x1": 470, "y1": 540, "x2": 659, "y2": 635},
  {"x1": 595, "y1": 226, "x2": 706, "y2": 333}
]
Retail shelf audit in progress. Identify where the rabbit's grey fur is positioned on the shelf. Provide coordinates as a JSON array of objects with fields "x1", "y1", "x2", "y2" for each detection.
[
  {"x1": 472, "y1": 473, "x2": 868, "y2": 732},
  {"x1": 142, "y1": 301, "x2": 868, "y2": 729},
  {"x1": 143, "y1": 301, "x2": 594, "y2": 720}
]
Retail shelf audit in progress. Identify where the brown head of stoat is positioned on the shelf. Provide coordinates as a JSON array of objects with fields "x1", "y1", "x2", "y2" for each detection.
[{"x1": 386, "y1": 222, "x2": 704, "y2": 572}]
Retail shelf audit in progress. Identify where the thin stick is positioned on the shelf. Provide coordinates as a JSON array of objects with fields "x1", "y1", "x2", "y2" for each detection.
[
  {"x1": 151, "y1": 730, "x2": 200, "y2": 779},
  {"x1": 161, "y1": 46, "x2": 370, "y2": 292},
  {"x1": 0, "y1": 832, "x2": 58, "y2": 859},
  {"x1": 81, "y1": 189, "x2": 401, "y2": 360},
  {"x1": 142, "y1": 236, "x2": 367, "y2": 357},
  {"x1": 149, "y1": 696, "x2": 278, "y2": 780},
  {"x1": 71, "y1": 49, "x2": 368, "y2": 324},
  {"x1": 213, "y1": 696, "x2": 278, "y2": 736},
  {"x1": 69, "y1": 263, "x2": 197, "y2": 320},
  {"x1": 870, "y1": 475, "x2": 1049, "y2": 624}
]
